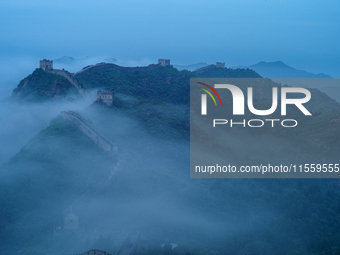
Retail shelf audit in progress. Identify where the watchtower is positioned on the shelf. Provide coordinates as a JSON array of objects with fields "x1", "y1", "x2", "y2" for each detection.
[
  {"x1": 64, "y1": 212, "x2": 79, "y2": 230},
  {"x1": 215, "y1": 62, "x2": 225, "y2": 68},
  {"x1": 97, "y1": 90, "x2": 114, "y2": 106},
  {"x1": 158, "y1": 59, "x2": 170, "y2": 67},
  {"x1": 39, "y1": 59, "x2": 53, "y2": 70}
]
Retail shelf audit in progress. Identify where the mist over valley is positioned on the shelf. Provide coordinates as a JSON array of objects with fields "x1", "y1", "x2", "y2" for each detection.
[{"x1": 0, "y1": 59, "x2": 340, "y2": 255}]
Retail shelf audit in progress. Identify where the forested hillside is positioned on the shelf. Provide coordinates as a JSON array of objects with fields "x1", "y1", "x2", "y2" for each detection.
[{"x1": 1, "y1": 64, "x2": 340, "y2": 255}]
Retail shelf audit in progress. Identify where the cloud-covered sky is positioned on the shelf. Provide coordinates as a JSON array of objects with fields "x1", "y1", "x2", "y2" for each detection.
[{"x1": 0, "y1": 0, "x2": 339, "y2": 76}]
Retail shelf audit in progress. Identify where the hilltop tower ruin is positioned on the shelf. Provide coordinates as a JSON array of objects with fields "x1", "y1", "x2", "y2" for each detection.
[
  {"x1": 97, "y1": 90, "x2": 114, "y2": 106},
  {"x1": 39, "y1": 59, "x2": 53, "y2": 70},
  {"x1": 158, "y1": 59, "x2": 170, "y2": 67},
  {"x1": 215, "y1": 62, "x2": 225, "y2": 68},
  {"x1": 64, "y1": 212, "x2": 79, "y2": 230}
]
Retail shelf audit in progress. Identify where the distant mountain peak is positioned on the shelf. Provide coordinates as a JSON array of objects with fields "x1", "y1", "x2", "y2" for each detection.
[
  {"x1": 54, "y1": 56, "x2": 76, "y2": 64},
  {"x1": 238, "y1": 61, "x2": 332, "y2": 78},
  {"x1": 173, "y1": 62, "x2": 209, "y2": 71},
  {"x1": 253, "y1": 61, "x2": 291, "y2": 68}
]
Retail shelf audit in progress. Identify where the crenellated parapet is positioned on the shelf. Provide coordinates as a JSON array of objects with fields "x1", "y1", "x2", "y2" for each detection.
[
  {"x1": 40, "y1": 59, "x2": 53, "y2": 70},
  {"x1": 39, "y1": 59, "x2": 87, "y2": 97},
  {"x1": 97, "y1": 90, "x2": 114, "y2": 106}
]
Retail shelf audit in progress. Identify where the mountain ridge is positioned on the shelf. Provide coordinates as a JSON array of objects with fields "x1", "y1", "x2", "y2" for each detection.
[
  {"x1": 3, "y1": 61, "x2": 340, "y2": 254},
  {"x1": 236, "y1": 60, "x2": 332, "y2": 78}
]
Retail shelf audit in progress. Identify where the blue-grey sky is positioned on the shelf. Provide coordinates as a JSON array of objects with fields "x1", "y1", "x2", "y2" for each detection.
[{"x1": 0, "y1": 0, "x2": 339, "y2": 77}]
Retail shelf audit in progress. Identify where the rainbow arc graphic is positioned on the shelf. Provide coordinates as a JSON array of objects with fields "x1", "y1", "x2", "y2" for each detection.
[{"x1": 198, "y1": 82, "x2": 223, "y2": 106}]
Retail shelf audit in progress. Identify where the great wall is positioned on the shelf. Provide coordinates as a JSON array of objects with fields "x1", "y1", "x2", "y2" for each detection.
[
  {"x1": 40, "y1": 60, "x2": 145, "y2": 255},
  {"x1": 48, "y1": 69, "x2": 87, "y2": 97},
  {"x1": 73, "y1": 59, "x2": 170, "y2": 76},
  {"x1": 39, "y1": 58, "x2": 171, "y2": 99},
  {"x1": 39, "y1": 59, "x2": 86, "y2": 97},
  {"x1": 60, "y1": 111, "x2": 117, "y2": 152},
  {"x1": 41, "y1": 60, "x2": 121, "y2": 214},
  {"x1": 74, "y1": 62, "x2": 163, "y2": 76},
  {"x1": 56, "y1": 111, "x2": 133, "y2": 255}
]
